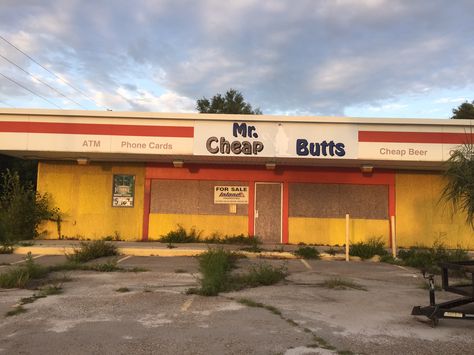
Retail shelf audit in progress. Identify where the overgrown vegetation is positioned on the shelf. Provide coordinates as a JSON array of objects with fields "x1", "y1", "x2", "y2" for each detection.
[
  {"x1": 318, "y1": 277, "x2": 367, "y2": 291},
  {"x1": 159, "y1": 225, "x2": 202, "y2": 243},
  {"x1": 158, "y1": 225, "x2": 262, "y2": 247},
  {"x1": 0, "y1": 250, "x2": 144, "y2": 290},
  {"x1": 236, "y1": 297, "x2": 352, "y2": 354},
  {"x1": 188, "y1": 248, "x2": 286, "y2": 296},
  {"x1": 20, "y1": 284, "x2": 63, "y2": 305},
  {"x1": 5, "y1": 305, "x2": 27, "y2": 317},
  {"x1": 66, "y1": 240, "x2": 119, "y2": 263},
  {"x1": 0, "y1": 253, "x2": 48, "y2": 288},
  {"x1": 0, "y1": 170, "x2": 60, "y2": 245},
  {"x1": 294, "y1": 246, "x2": 320, "y2": 259},
  {"x1": 237, "y1": 298, "x2": 282, "y2": 315},
  {"x1": 102, "y1": 231, "x2": 121, "y2": 241},
  {"x1": 397, "y1": 242, "x2": 470, "y2": 274},
  {"x1": 189, "y1": 248, "x2": 238, "y2": 296},
  {"x1": 325, "y1": 247, "x2": 339, "y2": 256},
  {"x1": 349, "y1": 237, "x2": 388, "y2": 260},
  {"x1": 116, "y1": 287, "x2": 130, "y2": 293},
  {"x1": 441, "y1": 143, "x2": 474, "y2": 227}
]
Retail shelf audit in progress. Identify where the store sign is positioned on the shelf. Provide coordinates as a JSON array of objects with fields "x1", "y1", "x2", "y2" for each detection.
[
  {"x1": 357, "y1": 127, "x2": 472, "y2": 162},
  {"x1": 194, "y1": 121, "x2": 358, "y2": 159},
  {"x1": 112, "y1": 174, "x2": 135, "y2": 207},
  {"x1": 0, "y1": 120, "x2": 194, "y2": 155},
  {"x1": 214, "y1": 186, "x2": 248, "y2": 204}
]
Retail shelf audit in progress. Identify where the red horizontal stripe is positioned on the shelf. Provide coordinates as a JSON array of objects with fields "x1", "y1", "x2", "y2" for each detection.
[
  {"x1": 0, "y1": 121, "x2": 194, "y2": 138},
  {"x1": 359, "y1": 131, "x2": 474, "y2": 144}
]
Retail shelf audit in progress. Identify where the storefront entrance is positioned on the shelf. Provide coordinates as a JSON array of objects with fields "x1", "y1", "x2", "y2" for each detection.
[{"x1": 254, "y1": 182, "x2": 282, "y2": 243}]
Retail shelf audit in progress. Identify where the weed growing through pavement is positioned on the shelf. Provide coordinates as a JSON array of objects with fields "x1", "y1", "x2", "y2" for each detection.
[
  {"x1": 294, "y1": 246, "x2": 320, "y2": 259},
  {"x1": 0, "y1": 253, "x2": 145, "y2": 290},
  {"x1": 66, "y1": 240, "x2": 119, "y2": 263},
  {"x1": 116, "y1": 287, "x2": 130, "y2": 293},
  {"x1": 159, "y1": 225, "x2": 201, "y2": 243},
  {"x1": 7, "y1": 283, "x2": 63, "y2": 317},
  {"x1": 0, "y1": 253, "x2": 48, "y2": 288},
  {"x1": 397, "y1": 242, "x2": 470, "y2": 275},
  {"x1": 159, "y1": 226, "x2": 263, "y2": 247},
  {"x1": 236, "y1": 297, "x2": 353, "y2": 354},
  {"x1": 20, "y1": 284, "x2": 63, "y2": 305},
  {"x1": 318, "y1": 277, "x2": 367, "y2": 291},
  {"x1": 187, "y1": 248, "x2": 286, "y2": 296},
  {"x1": 5, "y1": 305, "x2": 27, "y2": 317},
  {"x1": 349, "y1": 237, "x2": 388, "y2": 260}
]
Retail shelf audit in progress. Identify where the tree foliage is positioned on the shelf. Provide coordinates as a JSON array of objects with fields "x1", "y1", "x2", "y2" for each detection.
[
  {"x1": 441, "y1": 144, "x2": 474, "y2": 228},
  {"x1": 0, "y1": 154, "x2": 38, "y2": 192},
  {"x1": 451, "y1": 101, "x2": 474, "y2": 120},
  {"x1": 196, "y1": 89, "x2": 262, "y2": 115},
  {"x1": 0, "y1": 170, "x2": 57, "y2": 242}
]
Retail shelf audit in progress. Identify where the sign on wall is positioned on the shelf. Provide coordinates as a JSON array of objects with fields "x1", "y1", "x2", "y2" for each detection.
[
  {"x1": 112, "y1": 175, "x2": 135, "y2": 207},
  {"x1": 194, "y1": 121, "x2": 359, "y2": 159},
  {"x1": 0, "y1": 120, "x2": 194, "y2": 155},
  {"x1": 214, "y1": 186, "x2": 249, "y2": 204}
]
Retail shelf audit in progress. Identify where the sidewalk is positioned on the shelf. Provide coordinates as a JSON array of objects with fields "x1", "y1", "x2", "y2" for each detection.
[{"x1": 13, "y1": 240, "x2": 299, "y2": 258}]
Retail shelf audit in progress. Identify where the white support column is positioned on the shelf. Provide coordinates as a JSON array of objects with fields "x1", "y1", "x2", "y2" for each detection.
[
  {"x1": 391, "y1": 215, "x2": 397, "y2": 258},
  {"x1": 345, "y1": 214, "x2": 350, "y2": 262}
]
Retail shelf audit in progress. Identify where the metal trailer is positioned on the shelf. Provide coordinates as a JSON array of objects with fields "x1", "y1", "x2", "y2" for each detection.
[{"x1": 411, "y1": 260, "x2": 474, "y2": 327}]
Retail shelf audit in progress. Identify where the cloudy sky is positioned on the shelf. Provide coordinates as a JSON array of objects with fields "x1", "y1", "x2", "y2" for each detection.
[{"x1": 0, "y1": 0, "x2": 473, "y2": 118}]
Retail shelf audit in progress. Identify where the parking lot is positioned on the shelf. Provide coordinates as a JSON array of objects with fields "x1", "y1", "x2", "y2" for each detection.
[{"x1": 1, "y1": 253, "x2": 474, "y2": 355}]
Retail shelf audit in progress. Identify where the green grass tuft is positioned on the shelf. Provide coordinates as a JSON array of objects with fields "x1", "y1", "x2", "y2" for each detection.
[
  {"x1": 349, "y1": 237, "x2": 388, "y2": 260},
  {"x1": 397, "y1": 242, "x2": 470, "y2": 274},
  {"x1": 5, "y1": 305, "x2": 27, "y2": 317},
  {"x1": 294, "y1": 246, "x2": 320, "y2": 259},
  {"x1": 66, "y1": 240, "x2": 118, "y2": 263},
  {"x1": 159, "y1": 225, "x2": 201, "y2": 243},
  {"x1": 0, "y1": 253, "x2": 48, "y2": 288},
  {"x1": 116, "y1": 287, "x2": 130, "y2": 292},
  {"x1": 188, "y1": 249, "x2": 286, "y2": 296}
]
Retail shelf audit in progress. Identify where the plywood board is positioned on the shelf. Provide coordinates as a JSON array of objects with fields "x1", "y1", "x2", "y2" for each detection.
[{"x1": 289, "y1": 183, "x2": 388, "y2": 219}]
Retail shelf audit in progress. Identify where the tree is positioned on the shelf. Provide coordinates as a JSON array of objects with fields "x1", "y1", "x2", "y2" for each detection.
[
  {"x1": 196, "y1": 89, "x2": 262, "y2": 114},
  {"x1": 0, "y1": 170, "x2": 57, "y2": 243},
  {"x1": 441, "y1": 143, "x2": 474, "y2": 228},
  {"x1": 451, "y1": 101, "x2": 474, "y2": 120}
]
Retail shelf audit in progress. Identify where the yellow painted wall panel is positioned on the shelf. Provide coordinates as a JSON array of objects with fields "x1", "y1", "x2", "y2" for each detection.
[
  {"x1": 289, "y1": 217, "x2": 389, "y2": 246},
  {"x1": 37, "y1": 162, "x2": 145, "y2": 240},
  {"x1": 396, "y1": 173, "x2": 474, "y2": 249},
  {"x1": 148, "y1": 213, "x2": 248, "y2": 239}
]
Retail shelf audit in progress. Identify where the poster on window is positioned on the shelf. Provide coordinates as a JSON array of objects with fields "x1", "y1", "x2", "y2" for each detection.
[
  {"x1": 214, "y1": 186, "x2": 248, "y2": 204},
  {"x1": 112, "y1": 174, "x2": 135, "y2": 207}
]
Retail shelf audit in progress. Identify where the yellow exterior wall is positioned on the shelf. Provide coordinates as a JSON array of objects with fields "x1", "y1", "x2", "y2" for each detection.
[
  {"x1": 289, "y1": 217, "x2": 389, "y2": 245},
  {"x1": 37, "y1": 162, "x2": 145, "y2": 240},
  {"x1": 396, "y1": 172, "x2": 474, "y2": 249},
  {"x1": 148, "y1": 213, "x2": 248, "y2": 240}
]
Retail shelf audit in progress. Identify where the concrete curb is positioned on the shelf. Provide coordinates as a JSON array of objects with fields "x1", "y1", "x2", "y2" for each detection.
[{"x1": 13, "y1": 246, "x2": 299, "y2": 259}]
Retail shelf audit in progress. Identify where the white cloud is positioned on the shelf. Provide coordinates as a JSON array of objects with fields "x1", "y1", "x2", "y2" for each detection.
[
  {"x1": 434, "y1": 97, "x2": 468, "y2": 104},
  {"x1": 1, "y1": 0, "x2": 474, "y2": 115}
]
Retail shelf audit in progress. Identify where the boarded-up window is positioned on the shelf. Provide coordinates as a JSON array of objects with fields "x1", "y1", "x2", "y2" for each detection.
[
  {"x1": 150, "y1": 180, "x2": 248, "y2": 216},
  {"x1": 289, "y1": 183, "x2": 388, "y2": 219}
]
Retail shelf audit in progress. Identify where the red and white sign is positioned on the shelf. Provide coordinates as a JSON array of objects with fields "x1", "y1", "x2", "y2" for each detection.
[
  {"x1": 0, "y1": 119, "x2": 194, "y2": 155},
  {"x1": 357, "y1": 126, "x2": 473, "y2": 161}
]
